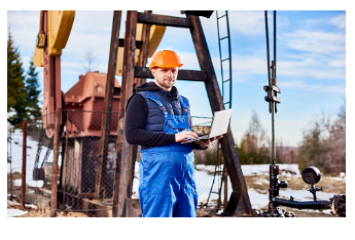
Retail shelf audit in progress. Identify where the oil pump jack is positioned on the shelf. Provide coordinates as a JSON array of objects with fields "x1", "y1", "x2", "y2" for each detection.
[
  {"x1": 33, "y1": 10, "x2": 253, "y2": 217},
  {"x1": 32, "y1": 10, "x2": 344, "y2": 218}
]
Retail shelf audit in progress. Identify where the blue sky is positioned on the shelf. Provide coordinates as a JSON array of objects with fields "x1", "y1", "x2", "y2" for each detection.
[{"x1": 6, "y1": 10, "x2": 347, "y2": 147}]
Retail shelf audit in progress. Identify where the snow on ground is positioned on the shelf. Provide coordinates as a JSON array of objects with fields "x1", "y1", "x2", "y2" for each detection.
[
  {"x1": 8, "y1": 128, "x2": 344, "y2": 214},
  {"x1": 7, "y1": 128, "x2": 54, "y2": 188},
  {"x1": 131, "y1": 162, "x2": 330, "y2": 211},
  {"x1": 7, "y1": 200, "x2": 37, "y2": 217},
  {"x1": 7, "y1": 209, "x2": 29, "y2": 217},
  {"x1": 7, "y1": 200, "x2": 37, "y2": 209}
]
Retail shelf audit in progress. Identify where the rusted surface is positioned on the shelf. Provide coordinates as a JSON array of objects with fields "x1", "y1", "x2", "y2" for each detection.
[
  {"x1": 134, "y1": 66, "x2": 208, "y2": 81},
  {"x1": 128, "y1": 10, "x2": 152, "y2": 199},
  {"x1": 42, "y1": 11, "x2": 62, "y2": 138},
  {"x1": 50, "y1": 109, "x2": 62, "y2": 217},
  {"x1": 21, "y1": 121, "x2": 27, "y2": 209},
  {"x1": 39, "y1": 10, "x2": 44, "y2": 33},
  {"x1": 95, "y1": 11, "x2": 122, "y2": 200},
  {"x1": 137, "y1": 12, "x2": 193, "y2": 28},
  {"x1": 137, "y1": 10, "x2": 152, "y2": 86},
  {"x1": 112, "y1": 11, "x2": 138, "y2": 217},
  {"x1": 187, "y1": 14, "x2": 252, "y2": 215}
]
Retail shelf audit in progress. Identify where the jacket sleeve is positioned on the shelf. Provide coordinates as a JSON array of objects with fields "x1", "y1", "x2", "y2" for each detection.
[{"x1": 125, "y1": 94, "x2": 176, "y2": 147}]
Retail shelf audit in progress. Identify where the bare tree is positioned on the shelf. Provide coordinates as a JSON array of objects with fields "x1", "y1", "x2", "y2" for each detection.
[
  {"x1": 298, "y1": 103, "x2": 346, "y2": 175},
  {"x1": 81, "y1": 45, "x2": 99, "y2": 73},
  {"x1": 248, "y1": 111, "x2": 268, "y2": 149},
  {"x1": 238, "y1": 111, "x2": 271, "y2": 164}
]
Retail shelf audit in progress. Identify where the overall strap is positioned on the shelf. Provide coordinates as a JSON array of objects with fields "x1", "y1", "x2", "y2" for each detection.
[
  {"x1": 178, "y1": 95, "x2": 189, "y2": 114},
  {"x1": 146, "y1": 91, "x2": 168, "y2": 115}
]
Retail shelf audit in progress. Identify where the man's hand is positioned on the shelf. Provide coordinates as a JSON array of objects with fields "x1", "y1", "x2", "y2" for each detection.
[
  {"x1": 195, "y1": 135, "x2": 224, "y2": 149},
  {"x1": 175, "y1": 131, "x2": 199, "y2": 142}
]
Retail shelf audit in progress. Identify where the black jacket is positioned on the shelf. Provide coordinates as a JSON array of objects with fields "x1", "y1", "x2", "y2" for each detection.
[{"x1": 124, "y1": 82, "x2": 200, "y2": 149}]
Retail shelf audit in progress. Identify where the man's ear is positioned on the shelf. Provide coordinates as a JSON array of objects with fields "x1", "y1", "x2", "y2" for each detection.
[{"x1": 150, "y1": 68, "x2": 156, "y2": 77}]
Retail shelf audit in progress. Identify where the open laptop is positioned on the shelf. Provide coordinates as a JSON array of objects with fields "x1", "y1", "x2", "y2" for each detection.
[{"x1": 181, "y1": 109, "x2": 232, "y2": 144}]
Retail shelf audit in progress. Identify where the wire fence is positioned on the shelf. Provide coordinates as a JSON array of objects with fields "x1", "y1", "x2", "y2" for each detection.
[{"x1": 7, "y1": 111, "x2": 227, "y2": 215}]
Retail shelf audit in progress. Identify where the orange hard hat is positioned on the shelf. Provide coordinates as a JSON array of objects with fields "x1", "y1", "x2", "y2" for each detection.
[{"x1": 149, "y1": 50, "x2": 183, "y2": 70}]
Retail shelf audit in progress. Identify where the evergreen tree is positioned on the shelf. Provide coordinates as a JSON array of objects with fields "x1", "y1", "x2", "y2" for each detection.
[
  {"x1": 7, "y1": 31, "x2": 29, "y2": 125},
  {"x1": 26, "y1": 59, "x2": 42, "y2": 117}
]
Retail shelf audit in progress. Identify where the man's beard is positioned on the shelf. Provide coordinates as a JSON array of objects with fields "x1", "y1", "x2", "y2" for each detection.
[{"x1": 157, "y1": 78, "x2": 175, "y2": 89}]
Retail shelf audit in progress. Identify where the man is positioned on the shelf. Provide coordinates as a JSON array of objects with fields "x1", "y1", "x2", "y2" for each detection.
[{"x1": 125, "y1": 50, "x2": 221, "y2": 217}]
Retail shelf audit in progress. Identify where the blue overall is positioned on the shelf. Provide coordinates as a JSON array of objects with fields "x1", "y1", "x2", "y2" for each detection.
[{"x1": 138, "y1": 91, "x2": 198, "y2": 217}]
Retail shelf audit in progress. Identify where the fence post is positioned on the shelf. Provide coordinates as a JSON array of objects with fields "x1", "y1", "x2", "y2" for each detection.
[
  {"x1": 50, "y1": 109, "x2": 61, "y2": 217},
  {"x1": 21, "y1": 121, "x2": 27, "y2": 209}
]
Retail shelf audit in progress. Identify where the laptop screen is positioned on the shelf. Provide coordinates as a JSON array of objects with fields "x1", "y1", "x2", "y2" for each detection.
[{"x1": 208, "y1": 109, "x2": 232, "y2": 138}]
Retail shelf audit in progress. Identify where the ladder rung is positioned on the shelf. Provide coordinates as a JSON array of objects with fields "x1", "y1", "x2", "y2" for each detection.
[
  {"x1": 134, "y1": 66, "x2": 208, "y2": 81},
  {"x1": 223, "y1": 79, "x2": 230, "y2": 83},
  {"x1": 219, "y1": 36, "x2": 229, "y2": 41},
  {"x1": 221, "y1": 58, "x2": 230, "y2": 62},
  {"x1": 211, "y1": 191, "x2": 219, "y2": 194},
  {"x1": 217, "y1": 14, "x2": 226, "y2": 19},
  {"x1": 224, "y1": 101, "x2": 230, "y2": 104}
]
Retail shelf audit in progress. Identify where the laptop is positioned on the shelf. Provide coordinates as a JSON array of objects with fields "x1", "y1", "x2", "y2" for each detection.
[{"x1": 181, "y1": 109, "x2": 232, "y2": 144}]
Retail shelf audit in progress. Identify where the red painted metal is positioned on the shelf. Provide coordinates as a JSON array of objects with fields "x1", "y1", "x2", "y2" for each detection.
[
  {"x1": 21, "y1": 121, "x2": 27, "y2": 209},
  {"x1": 62, "y1": 72, "x2": 121, "y2": 138},
  {"x1": 42, "y1": 11, "x2": 62, "y2": 138}
]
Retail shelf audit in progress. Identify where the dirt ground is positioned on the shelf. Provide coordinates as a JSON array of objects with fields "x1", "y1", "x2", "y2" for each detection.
[{"x1": 245, "y1": 174, "x2": 346, "y2": 195}]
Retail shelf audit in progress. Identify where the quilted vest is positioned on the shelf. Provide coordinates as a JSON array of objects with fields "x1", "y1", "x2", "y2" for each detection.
[{"x1": 136, "y1": 90, "x2": 189, "y2": 133}]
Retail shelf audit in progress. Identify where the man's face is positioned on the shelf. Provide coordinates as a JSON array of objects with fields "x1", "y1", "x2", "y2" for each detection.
[{"x1": 151, "y1": 67, "x2": 178, "y2": 91}]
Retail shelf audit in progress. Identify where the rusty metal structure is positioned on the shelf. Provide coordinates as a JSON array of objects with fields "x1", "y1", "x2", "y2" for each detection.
[
  {"x1": 31, "y1": 10, "x2": 253, "y2": 217},
  {"x1": 12, "y1": 10, "x2": 345, "y2": 218},
  {"x1": 110, "y1": 11, "x2": 252, "y2": 217}
]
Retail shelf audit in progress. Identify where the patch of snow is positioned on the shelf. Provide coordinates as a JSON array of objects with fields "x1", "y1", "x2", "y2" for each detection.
[
  {"x1": 248, "y1": 189, "x2": 269, "y2": 210},
  {"x1": 7, "y1": 200, "x2": 37, "y2": 209},
  {"x1": 8, "y1": 128, "x2": 53, "y2": 188},
  {"x1": 328, "y1": 177, "x2": 346, "y2": 182},
  {"x1": 7, "y1": 209, "x2": 28, "y2": 217},
  {"x1": 254, "y1": 179, "x2": 269, "y2": 185}
]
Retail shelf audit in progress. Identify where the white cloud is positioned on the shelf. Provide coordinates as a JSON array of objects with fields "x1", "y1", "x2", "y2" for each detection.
[
  {"x1": 228, "y1": 11, "x2": 265, "y2": 37},
  {"x1": 328, "y1": 13, "x2": 346, "y2": 29},
  {"x1": 280, "y1": 30, "x2": 345, "y2": 57},
  {"x1": 279, "y1": 80, "x2": 345, "y2": 94},
  {"x1": 7, "y1": 11, "x2": 40, "y2": 54}
]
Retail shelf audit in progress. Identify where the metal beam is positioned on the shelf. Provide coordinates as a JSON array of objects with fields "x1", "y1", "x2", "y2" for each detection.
[
  {"x1": 95, "y1": 11, "x2": 122, "y2": 200},
  {"x1": 187, "y1": 14, "x2": 252, "y2": 215},
  {"x1": 112, "y1": 10, "x2": 138, "y2": 217},
  {"x1": 137, "y1": 12, "x2": 193, "y2": 28},
  {"x1": 134, "y1": 66, "x2": 208, "y2": 81},
  {"x1": 50, "y1": 108, "x2": 62, "y2": 217},
  {"x1": 119, "y1": 38, "x2": 142, "y2": 49}
]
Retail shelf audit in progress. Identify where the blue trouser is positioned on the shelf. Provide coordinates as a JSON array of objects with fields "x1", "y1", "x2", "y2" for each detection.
[
  {"x1": 138, "y1": 91, "x2": 198, "y2": 217},
  {"x1": 139, "y1": 143, "x2": 198, "y2": 217}
]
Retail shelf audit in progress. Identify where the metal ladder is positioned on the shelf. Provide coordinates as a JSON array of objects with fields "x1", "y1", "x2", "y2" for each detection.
[
  {"x1": 216, "y1": 10, "x2": 232, "y2": 110},
  {"x1": 206, "y1": 10, "x2": 233, "y2": 210}
]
